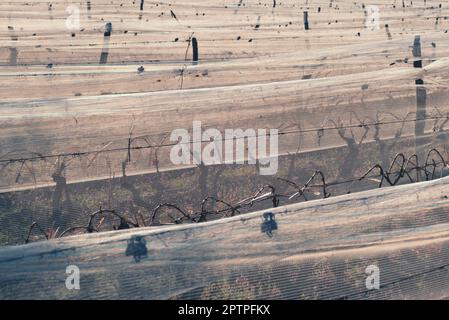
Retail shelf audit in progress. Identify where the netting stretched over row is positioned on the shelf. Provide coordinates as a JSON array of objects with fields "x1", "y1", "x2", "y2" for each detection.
[
  {"x1": 2, "y1": 144, "x2": 449, "y2": 246},
  {"x1": 2, "y1": 176, "x2": 449, "y2": 299},
  {"x1": 2, "y1": 46, "x2": 449, "y2": 245},
  {"x1": 2, "y1": 23, "x2": 449, "y2": 191},
  {"x1": 2, "y1": 0, "x2": 449, "y2": 299},
  {"x1": 2, "y1": 0, "x2": 449, "y2": 247}
]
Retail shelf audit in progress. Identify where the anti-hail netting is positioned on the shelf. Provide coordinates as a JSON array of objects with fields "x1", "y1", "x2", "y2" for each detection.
[
  {"x1": 2, "y1": 0, "x2": 449, "y2": 299},
  {"x1": 2, "y1": 177, "x2": 449, "y2": 299}
]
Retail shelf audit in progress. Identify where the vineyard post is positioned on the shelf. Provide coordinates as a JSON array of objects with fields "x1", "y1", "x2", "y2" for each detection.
[
  {"x1": 303, "y1": 11, "x2": 310, "y2": 30},
  {"x1": 99, "y1": 22, "x2": 112, "y2": 64},
  {"x1": 412, "y1": 35, "x2": 427, "y2": 174},
  {"x1": 192, "y1": 37, "x2": 199, "y2": 64}
]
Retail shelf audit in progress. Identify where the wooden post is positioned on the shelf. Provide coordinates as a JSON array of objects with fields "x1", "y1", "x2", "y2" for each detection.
[
  {"x1": 192, "y1": 37, "x2": 199, "y2": 64},
  {"x1": 104, "y1": 22, "x2": 112, "y2": 37},
  {"x1": 412, "y1": 35, "x2": 426, "y2": 180},
  {"x1": 412, "y1": 35, "x2": 426, "y2": 134},
  {"x1": 303, "y1": 11, "x2": 310, "y2": 30},
  {"x1": 99, "y1": 22, "x2": 112, "y2": 64}
]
